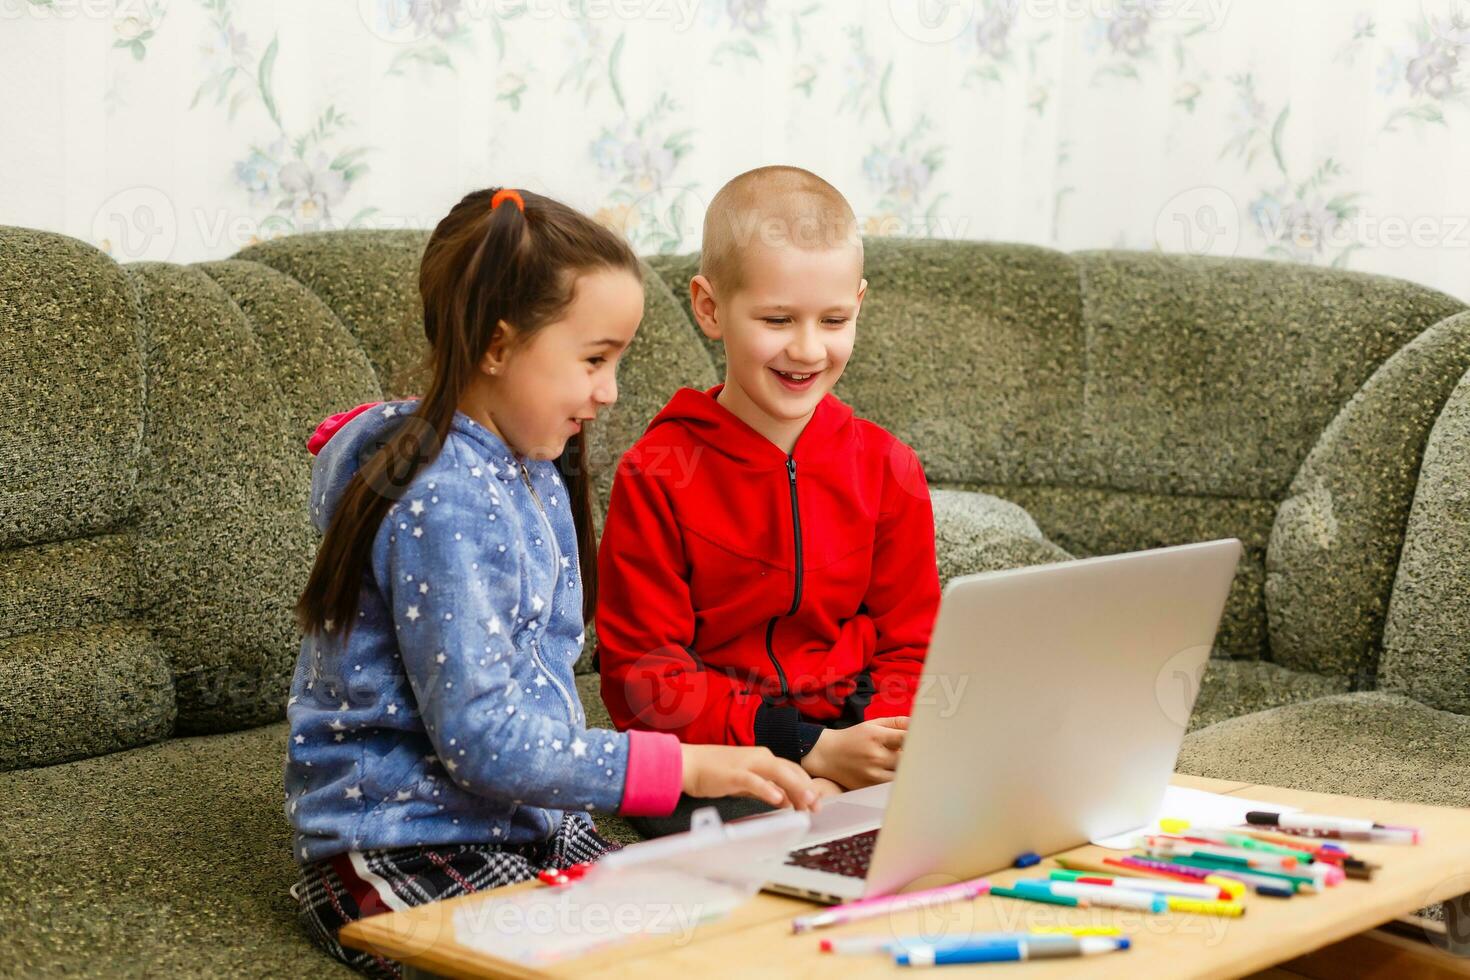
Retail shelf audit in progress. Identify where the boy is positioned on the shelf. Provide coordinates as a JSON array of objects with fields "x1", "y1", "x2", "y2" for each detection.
[{"x1": 597, "y1": 165, "x2": 941, "y2": 823}]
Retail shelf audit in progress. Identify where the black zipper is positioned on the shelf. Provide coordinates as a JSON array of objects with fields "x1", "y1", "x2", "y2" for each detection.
[{"x1": 763, "y1": 456, "x2": 803, "y2": 700}]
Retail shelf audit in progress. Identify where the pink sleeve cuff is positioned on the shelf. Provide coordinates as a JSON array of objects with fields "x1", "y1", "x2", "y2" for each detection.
[
  {"x1": 619, "y1": 730, "x2": 683, "y2": 817},
  {"x1": 306, "y1": 401, "x2": 383, "y2": 456}
]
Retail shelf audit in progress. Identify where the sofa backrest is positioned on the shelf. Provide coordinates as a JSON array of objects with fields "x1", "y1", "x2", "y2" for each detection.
[{"x1": 3, "y1": 225, "x2": 1465, "y2": 772}]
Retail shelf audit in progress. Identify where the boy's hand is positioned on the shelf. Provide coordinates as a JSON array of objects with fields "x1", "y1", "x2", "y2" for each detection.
[
  {"x1": 680, "y1": 744, "x2": 820, "y2": 811},
  {"x1": 810, "y1": 776, "x2": 847, "y2": 801},
  {"x1": 800, "y1": 716, "x2": 908, "y2": 789}
]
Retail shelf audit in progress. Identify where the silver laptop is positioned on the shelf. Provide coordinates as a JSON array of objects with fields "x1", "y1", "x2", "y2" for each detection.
[{"x1": 757, "y1": 538, "x2": 1242, "y2": 903}]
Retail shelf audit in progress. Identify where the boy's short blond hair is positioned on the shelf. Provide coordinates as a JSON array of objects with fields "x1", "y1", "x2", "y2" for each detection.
[{"x1": 699, "y1": 165, "x2": 862, "y2": 296}]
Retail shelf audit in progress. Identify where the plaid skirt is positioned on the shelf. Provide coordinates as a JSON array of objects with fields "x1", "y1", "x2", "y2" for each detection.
[{"x1": 292, "y1": 813, "x2": 617, "y2": 979}]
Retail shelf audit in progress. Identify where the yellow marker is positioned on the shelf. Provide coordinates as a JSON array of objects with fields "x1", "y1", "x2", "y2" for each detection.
[
  {"x1": 1032, "y1": 925, "x2": 1124, "y2": 937},
  {"x1": 1204, "y1": 875, "x2": 1247, "y2": 899},
  {"x1": 1167, "y1": 896, "x2": 1247, "y2": 917}
]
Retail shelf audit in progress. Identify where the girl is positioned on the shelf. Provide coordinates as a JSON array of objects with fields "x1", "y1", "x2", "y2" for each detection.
[{"x1": 286, "y1": 187, "x2": 817, "y2": 978}]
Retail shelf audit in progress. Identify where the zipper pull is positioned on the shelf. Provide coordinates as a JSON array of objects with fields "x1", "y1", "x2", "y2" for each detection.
[{"x1": 787, "y1": 456, "x2": 797, "y2": 482}]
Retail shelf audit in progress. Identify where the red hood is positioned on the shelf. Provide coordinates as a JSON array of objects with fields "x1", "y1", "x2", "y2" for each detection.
[{"x1": 644, "y1": 384, "x2": 857, "y2": 466}]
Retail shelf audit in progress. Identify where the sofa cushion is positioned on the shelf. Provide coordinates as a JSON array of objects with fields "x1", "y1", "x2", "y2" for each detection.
[
  {"x1": 1176, "y1": 691, "x2": 1470, "y2": 807},
  {"x1": 930, "y1": 488, "x2": 1071, "y2": 584},
  {"x1": 127, "y1": 263, "x2": 315, "y2": 735},
  {"x1": 0, "y1": 621, "x2": 173, "y2": 771},
  {"x1": 1380, "y1": 362, "x2": 1470, "y2": 713},
  {"x1": 961, "y1": 483, "x2": 1276, "y2": 660},
  {"x1": 1071, "y1": 252, "x2": 1465, "y2": 499},
  {"x1": 1186, "y1": 659, "x2": 1350, "y2": 732},
  {"x1": 1268, "y1": 310, "x2": 1470, "y2": 685},
  {"x1": 200, "y1": 259, "x2": 383, "y2": 451},
  {"x1": 0, "y1": 226, "x2": 146, "y2": 549},
  {"x1": 233, "y1": 230, "x2": 432, "y2": 399},
  {"x1": 0, "y1": 723, "x2": 353, "y2": 977}
]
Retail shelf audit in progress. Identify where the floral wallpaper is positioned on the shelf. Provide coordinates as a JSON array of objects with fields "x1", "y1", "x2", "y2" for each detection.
[{"x1": 4, "y1": 0, "x2": 1469, "y2": 302}]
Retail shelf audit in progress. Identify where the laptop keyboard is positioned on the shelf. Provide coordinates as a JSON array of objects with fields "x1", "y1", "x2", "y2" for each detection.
[{"x1": 784, "y1": 829, "x2": 879, "y2": 879}]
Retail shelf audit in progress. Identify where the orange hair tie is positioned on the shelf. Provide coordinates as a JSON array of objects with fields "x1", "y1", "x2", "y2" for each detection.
[{"x1": 491, "y1": 188, "x2": 525, "y2": 213}]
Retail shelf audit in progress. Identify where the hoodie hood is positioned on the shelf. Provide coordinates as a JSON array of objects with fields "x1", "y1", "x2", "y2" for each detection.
[
  {"x1": 306, "y1": 399, "x2": 419, "y2": 533},
  {"x1": 645, "y1": 384, "x2": 855, "y2": 466}
]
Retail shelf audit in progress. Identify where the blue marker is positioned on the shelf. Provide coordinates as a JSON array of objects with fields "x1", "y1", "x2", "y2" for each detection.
[{"x1": 896, "y1": 936, "x2": 1130, "y2": 966}]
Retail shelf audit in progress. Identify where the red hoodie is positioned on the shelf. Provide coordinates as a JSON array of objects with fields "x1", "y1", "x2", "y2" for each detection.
[{"x1": 596, "y1": 384, "x2": 941, "y2": 761}]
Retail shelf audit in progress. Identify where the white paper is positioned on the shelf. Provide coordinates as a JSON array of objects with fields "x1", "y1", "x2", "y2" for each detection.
[
  {"x1": 452, "y1": 867, "x2": 748, "y2": 965},
  {"x1": 1090, "y1": 786, "x2": 1302, "y2": 849}
]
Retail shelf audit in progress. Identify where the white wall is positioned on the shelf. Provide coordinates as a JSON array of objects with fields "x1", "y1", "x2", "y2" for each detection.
[{"x1": 2, "y1": 0, "x2": 1468, "y2": 301}]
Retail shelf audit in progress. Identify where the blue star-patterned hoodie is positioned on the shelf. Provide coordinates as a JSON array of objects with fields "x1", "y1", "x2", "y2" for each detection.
[{"x1": 284, "y1": 399, "x2": 682, "y2": 864}]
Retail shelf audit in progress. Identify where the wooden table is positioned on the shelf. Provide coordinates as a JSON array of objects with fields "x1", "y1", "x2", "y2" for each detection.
[{"x1": 340, "y1": 776, "x2": 1470, "y2": 979}]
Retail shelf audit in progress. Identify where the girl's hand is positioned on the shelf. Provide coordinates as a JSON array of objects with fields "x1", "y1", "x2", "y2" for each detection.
[
  {"x1": 800, "y1": 716, "x2": 908, "y2": 789},
  {"x1": 680, "y1": 744, "x2": 820, "y2": 811}
]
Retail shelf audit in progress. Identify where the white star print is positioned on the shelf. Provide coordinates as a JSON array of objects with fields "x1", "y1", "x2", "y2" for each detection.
[
  {"x1": 444, "y1": 759, "x2": 458, "y2": 772},
  {"x1": 339, "y1": 701, "x2": 350, "y2": 711},
  {"x1": 412, "y1": 527, "x2": 423, "y2": 538},
  {"x1": 406, "y1": 605, "x2": 420, "y2": 621},
  {"x1": 395, "y1": 790, "x2": 413, "y2": 801},
  {"x1": 409, "y1": 499, "x2": 424, "y2": 516},
  {"x1": 382, "y1": 405, "x2": 397, "y2": 417},
  {"x1": 294, "y1": 734, "x2": 305, "y2": 744},
  {"x1": 535, "y1": 674, "x2": 547, "y2": 687},
  {"x1": 603, "y1": 741, "x2": 615, "y2": 754},
  {"x1": 552, "y1": 739, "x2": 563, "y2": 751},
  {"x1": 561, "y1": 556, "x2": 571, "y2": 569},
  {"x1": 329, "y1": 719, "x2": 345, "y2": 731},
  {"x1": 344, "y1": 785, "x2": 363, "y2": 800},
  {"x1": 334, "y1": 733, "x2": 345, "y2": 742},
  {"x1": 288, "y1": 695, "x2": 298, "y2": 707},
  {"x1": 436, "y1": 652, "x2": 447, "y2": 664},
  {"x1": 471, "y1": 467, "x2": 482, "y2": 478},
  {"x1": 531, "y1": 595, "x2": 544, "y2": 613},
  {"x1": 419, "y1": 582, "x2": 429, "y2": 594},
  {"x1": 571, "y1": 738, "x2": 587, "y2": 758},
  {"x1": 386, "y1": 703, "x2": 397, "y2": 715}
]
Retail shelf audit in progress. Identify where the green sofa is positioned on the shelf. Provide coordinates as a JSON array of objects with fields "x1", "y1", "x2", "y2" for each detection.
[{"x1": 3, "y1": 225, "x2": 1467, "y2": 975}]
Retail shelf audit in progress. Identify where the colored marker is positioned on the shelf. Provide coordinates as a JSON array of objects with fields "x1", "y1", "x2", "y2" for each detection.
[
  {"x1": 1050, "y1": 869, "x2": 1232, "y2": 902},
  {"x1": 896, "y1": 936, "x2": 1130, "y2": 967},
  {"x1": 791, "y1": 876, "x2": 992, "y2": 933},
  {"x1": 1015, "y1": 879, "x2": 1167, "y2": 913},
  {"x1": 1159, "y1": 821, "x2": 1318, "y2": 863},
  {"x1": 990, "y1": 884, "x2": 1082, "y2": 907},
  {"x1": 1114, "y1": 856, "x2": 1292, "y2": 898},
  {"x1": 1164, "y1": 896, "x2": 1247, "y2": 918},
  {"x1": 1161, "y1": 855, "x2": 1319, "y2": 893},
  {"x1": 819, "y1": 927, "x2": 1122, "y2": 956},
  {"x1": 1144, "y1": 836, "x2": 1301, "y2": 871},
  {"x1": 1054, "y1": 856, "x2": 1249, "y2": 899},
  {"x1": 1246, "y1": 810, "x2": 1421, "y2": 844}
]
